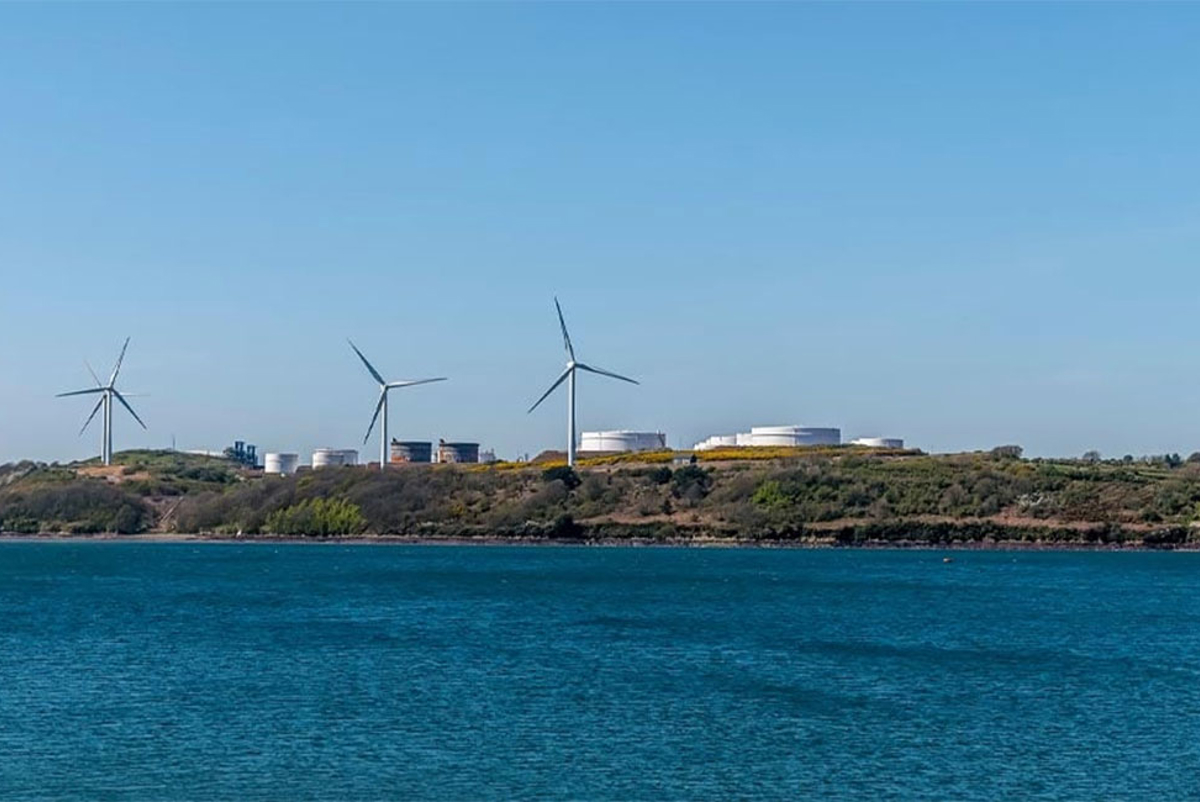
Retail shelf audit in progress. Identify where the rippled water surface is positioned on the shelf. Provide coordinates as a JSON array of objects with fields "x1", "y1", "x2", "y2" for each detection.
[{"x1": 1, "y1": 543, "x2": 1199, "y2": 800}]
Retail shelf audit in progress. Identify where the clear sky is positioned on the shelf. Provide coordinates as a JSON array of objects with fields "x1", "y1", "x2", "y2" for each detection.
[{"x1": 3, "y1": 2, "x2": 1200, "y2": 464}]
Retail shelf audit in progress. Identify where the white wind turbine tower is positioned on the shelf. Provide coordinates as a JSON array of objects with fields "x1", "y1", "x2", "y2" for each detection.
[
  {"x1": 528, "y1": 298, "x2": 639, "y2": 468},
  {"x1": 349, "y1": 340, "x2": 447, "y2": 469},
  {"x1": 56, "y1": 337, "x2": 147, "y2": 466}
]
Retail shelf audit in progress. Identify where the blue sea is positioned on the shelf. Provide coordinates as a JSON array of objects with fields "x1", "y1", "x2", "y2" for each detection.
[{"x1": 0, "y1": 543, "x2": 1198, "y2": 801}]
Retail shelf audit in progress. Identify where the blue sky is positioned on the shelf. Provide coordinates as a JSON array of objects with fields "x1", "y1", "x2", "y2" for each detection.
[{"x1": 3, "y1": 2, "x2": 1200, "y2": 463}]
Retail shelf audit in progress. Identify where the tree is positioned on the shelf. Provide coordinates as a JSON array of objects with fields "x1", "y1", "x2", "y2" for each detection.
[
  {"x1": 990, "y1": 445, "x2": 1023, "y2": 460},
  {"x1": 1082, "y1": 450, "x2": 1102, "y2": 463}
]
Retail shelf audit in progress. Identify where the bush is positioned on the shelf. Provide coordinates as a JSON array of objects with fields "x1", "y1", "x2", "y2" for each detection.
[
  {"x1": 265, "y1": 497, "x2": 367, "y2": 536},
  {"x1": 541, "y1": 465, "x2": 581, "y2": 490},
  {"x1": 672, "y1": 465, "x2": 712, "y2": 502},
  {"x1": 646, "y1": 466, "x2": 673, "y2": 485}
]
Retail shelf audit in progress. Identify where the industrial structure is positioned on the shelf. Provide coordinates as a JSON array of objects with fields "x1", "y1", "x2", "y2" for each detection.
[
  {"x1": 264, "y1": 453, "x2": 299, "y2": 475},
  {"x1": 437, "y1": 440, "x2": 480, "y2": 464},
  {"x1": 312, "y1": 448, "x2": 358, "y2": 468},
  {"x1": 528, "y1": 298, "x2": 639, "y2": 468},
  {"x1": 224, "y1": 441, "x2": 258, "y2": 467},
  {"x1": 390, "y1": 439, "x2": 433, "y2": 464},
  {"x1": 349, "y1": 339, "x2": 447, "y2": 470},
  {"x1": 694, "y1": 425, "x2": 841, "y2": 451},
  {"x1": 851, "y1": 437, "x2": 905, "y2": 448},
  {"x1": 56, "y1": 337, "x2": 147, "y2": 466},
  {"x1": 580, "y1": 430, "x2": 667, "y2": 453}
]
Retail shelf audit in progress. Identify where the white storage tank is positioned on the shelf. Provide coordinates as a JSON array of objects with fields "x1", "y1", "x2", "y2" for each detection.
[
  {"x1": 851, "y1": 437, "x2": 904, "y2": 449},
  {"x1": 438, "y1": 441, "x2": 480, "y2": 464},
  {"x1": 264, "y1": 453, "x2": 299, "y2": 475},
  {"x1": 312, "y1": 448, "x2": 349, "y2": 468},
  {"x1": 749, "y1": 426, "x2": 841, "y2": 447},
  {"x1": 338, "y1": 449, "x2": 359, "y2": 466},
  {"x1": 693, "y1": 434, "x2": 738, "y2": 451},
  {"x1": 391, "y1": 440, "x2": 433, "y2": 463},
  {"x1": 735, "y1": 432, "x2": 755, "y2": 447},
  {"x1": 580, "y1": 431, "x2": 667, "y2": 453}
]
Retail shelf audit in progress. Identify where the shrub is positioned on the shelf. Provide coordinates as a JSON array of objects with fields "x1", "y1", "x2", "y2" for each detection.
[
  {"x1": 541, "y1": 466, "x2": 581, "y2": 490},
  {"x1": 672, "y1": 465, "x2": 712, "y2": 502},
  {"x1": 265, "y1": 497, "x2": 367, "y2": 536},
  {"x1": 646, "y1": 466, "x2": 673, "y2": 485},
  {"x1": 751, "y1": 480, "x2": 791, "y2": 509}
]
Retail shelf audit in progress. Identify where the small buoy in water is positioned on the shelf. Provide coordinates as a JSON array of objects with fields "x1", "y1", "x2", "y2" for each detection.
[{"x1": 943, "y1": 557, "x2": 955, "y2": 564}]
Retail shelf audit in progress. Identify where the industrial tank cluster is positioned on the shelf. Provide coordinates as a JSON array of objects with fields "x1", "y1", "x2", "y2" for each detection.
[
  {"x1": 694, "y1": 425, "x2": 842, "y2": 450},
  {"x1": 262, "y1": 448, "x2": 358, "y2": 475},
  {"x1": 579, "y1": 431, "x2": 667, "y2": 453},
  {"x1": 262, "y1": 440, "x2": 486, "y2": 474},
  {"x1": 692, "y1": 426, "x2": 904, "y2": 451},
  {"x1": 390, "y1": 438, "x2": 482, "y2": 464}
]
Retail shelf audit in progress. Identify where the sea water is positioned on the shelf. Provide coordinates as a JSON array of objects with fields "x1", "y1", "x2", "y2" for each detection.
[{"x1": 1, "y1": 543, "x2": 1198, "y2": 800}]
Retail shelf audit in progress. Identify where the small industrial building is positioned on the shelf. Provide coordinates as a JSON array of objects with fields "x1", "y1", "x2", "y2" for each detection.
[
  {"x1": 579, "y1": 430, "x2": 667, "y2": 453},
  {"x1": 264, "y1": 453, "x2": 299, "y2": 475},
  {"x1": 438, "y1": 440, "x2": 480, "y2": 464},
  {"x1": 312, "y1": 448, "x2": 359, "y2": 468},
  {"x1": 390, "y1": 440, "x2": 433, "y2": 464}
]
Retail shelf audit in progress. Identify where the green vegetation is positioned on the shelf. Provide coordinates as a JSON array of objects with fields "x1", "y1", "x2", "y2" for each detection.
[
  {"x1": 265, "y1": 498, "x2": 367, "y2": 536},
  {"x1": 6, "y1": 447, "x2": 1200, "y2": 547}
]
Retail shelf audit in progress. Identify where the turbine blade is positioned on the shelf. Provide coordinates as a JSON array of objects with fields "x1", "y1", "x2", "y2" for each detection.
[
  {"x1": 56, "y1": 387, "x2": 106, "y2": 398},
  {"x1": 362, "y1": 390, "x2": 386, "y2": 444},
  {"x1": 348, "y1": 339, "x2": 385, "y2": 385},
  {"x1": 386, "y1": 377, "x2": 448, "y2": 389},
  {"x1": 554, "y1": 297, "x2": 575, "y2": 361},
  {"x1": 108, "y1": 337, "x2": 130, "y2": 386},
  {"x1": 79, "y1": 396, "x2": 104, "y2": 436},
  {"x1": 576, "y1": 363, "x2": 639, "y2": 385},
  {"x1": 112, "y1": 390, "x2": 148, "y2": 430},
  {"x1": 84, "y1": 360, "x2": 103, "y2": 387},
  {"x1": 527, "y1": 368, "x2": 571, "y2": 414}
]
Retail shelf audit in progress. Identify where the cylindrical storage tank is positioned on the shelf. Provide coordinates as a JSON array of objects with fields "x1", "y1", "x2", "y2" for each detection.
[
  {"x1": 438, "y1": 441, "x2": 479, "y2": 464},
  {"x1": 694, "y1": 434, "x2": 740, "y2": 451},
  {"x1": 312, "y1": 448, "x2": 346, "y2": 469},
  {"x1": 580, "y1": 431, "x2": 668, "y2": 453},
  {"x1": 391, "y1": 440, "x2": 433, "y2": 463},
  {"x1": 851, "y1": 437, "x2": 904, "y2": 449},
  {"x1": 264, "y1": 453, "x2": 299, "y2": 475},
  {"x1": 735, "y1": 432, "x2": 755, "y2": 447},
  {"x1": 750, "y1": 426, "x2": 841, "y2": 447},
  {"x1": 338, "y1": 449, "x2": 359, "y2": 466}
]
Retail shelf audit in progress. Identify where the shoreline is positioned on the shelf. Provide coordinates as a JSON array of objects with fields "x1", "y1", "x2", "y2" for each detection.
[{"x1": 1, "y1": 532, "x2": 1197, "y2": 552}]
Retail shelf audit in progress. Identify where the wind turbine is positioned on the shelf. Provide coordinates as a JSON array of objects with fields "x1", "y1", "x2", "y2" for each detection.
[
  {"x1": 56, "y1": 337, "x2": 147, "y2": 466},
  {"x1": 528, "y1": 298, "x2": 638, "y2": 468},
  {"x1": 349, "y1": 340, "x2": 447, "y2": 469}
]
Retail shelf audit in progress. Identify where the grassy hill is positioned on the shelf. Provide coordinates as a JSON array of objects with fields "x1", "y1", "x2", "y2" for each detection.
[{"x1": 3, "y1": 448, "x2": 1200, "y2": 547}]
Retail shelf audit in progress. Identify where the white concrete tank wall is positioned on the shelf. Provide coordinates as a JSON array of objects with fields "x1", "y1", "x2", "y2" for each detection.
[
  {"x1": 851, "y1": 437, "x2": 904, "y2": 449},
  {"x1": 580, "y1": 431, "x2": 667, "y2": 453},
  {"x1": 749, "y1": 426, "x2": 841, "y2": 447},
  {"x1": 338, "y1": 449, "x2": 359, "y2": 466},
  {"x1": 735, "y1": 432, "x2": 755, "y2": 447},
  {"x1": 693, "y1": 434, "x2": 738, "y2": 451},
  {"x1": 264, "y1": 453, "x2": 299, "y2": 475},
  {"x1": 312, "y1": 448, "x2": 346, "y2": 468}
]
